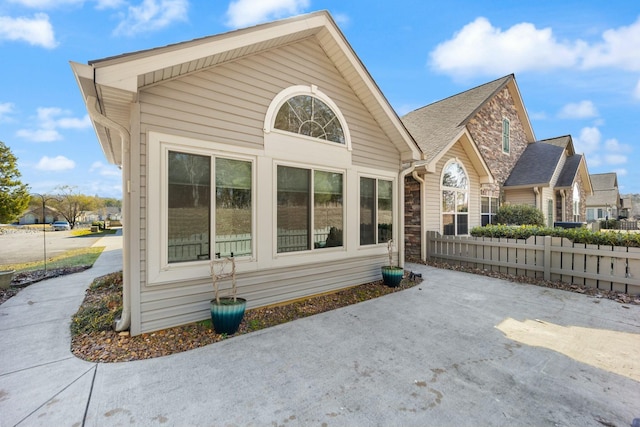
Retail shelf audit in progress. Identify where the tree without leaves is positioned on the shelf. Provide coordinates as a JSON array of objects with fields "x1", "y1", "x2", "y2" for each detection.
[
  {"x1": 0, "y1": 141, "x2": 30, "y2": 223},
  {"x1": 50, "y1": 185, "x2": 99, "y2": 229}
]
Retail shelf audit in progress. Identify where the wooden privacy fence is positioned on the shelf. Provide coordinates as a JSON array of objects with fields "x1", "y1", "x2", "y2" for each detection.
[{"x1": 426, "y1": 231, "x2": 640, "y2": 295}]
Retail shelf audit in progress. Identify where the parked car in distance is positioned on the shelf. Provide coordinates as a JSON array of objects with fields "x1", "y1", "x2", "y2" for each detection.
[{"x1": 51, "y1": 221, "x2": 71, "y2": 231}]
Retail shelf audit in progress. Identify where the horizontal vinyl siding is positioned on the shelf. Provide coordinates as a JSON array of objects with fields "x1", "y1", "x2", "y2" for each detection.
[
  {"x1": 423, "y1": 142, "x2": 481, "y2": 234},
  {"x1": 135, "y1": 36, "x2": 403, "y2": 334},
  {"x1": 139, "y1": 254, "x2": 387, "y2": 333},
  {"x1": 505, "y1": 189, "x2": 536, "y2": 206}
]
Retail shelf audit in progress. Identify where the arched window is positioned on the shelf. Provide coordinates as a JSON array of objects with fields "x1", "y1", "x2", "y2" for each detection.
[
  {"x1": 274, "y1": 95, "x2": 345, "y2": 144},
  {"x1": 265, "y1": 85, "x2": 351, "y2": 149},
  {"x1": 441, "y1": 160, "x2": 469, "y2": 235},
  {"x1": 573, "y1": 182, "x2": 580, "y2": 221}
]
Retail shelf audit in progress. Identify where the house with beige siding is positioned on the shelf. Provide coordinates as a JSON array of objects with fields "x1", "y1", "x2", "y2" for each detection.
[
  {"x1": 71, "y1": 11, "x2": 422, "y2": 335},
  {"x1": 402, "y1": 75, "x2": 592, "y2": 261},
  {"x1": 402, "y1": 75, "x2": 533, "y2": 259},
  {"x1": 503, "y1": 135, "x2": 592, "y2": 226},
  {"x1": 586, "y1": 172, "x2": 622, "y2": 221}
]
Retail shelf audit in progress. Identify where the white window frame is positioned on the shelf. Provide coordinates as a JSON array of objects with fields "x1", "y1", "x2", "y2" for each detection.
[
  {"x1": 148, "y1": 131, "x2": 259, "y2": 285},
  {"x1": 502, "y1": 118, "x2": 510, "y2": 154},
  {"x1": 441, "y1": 158, "x2": 470, "y2": 236},
  {"x1": 273, "y1": 161, "x2": 347, "y2": 256},
  {"x1": 572, "y1": 182, "x2": 580, "y2": 222},
  {"x1": 264, "y1": 84, "x2": 352, "y2": 151}
]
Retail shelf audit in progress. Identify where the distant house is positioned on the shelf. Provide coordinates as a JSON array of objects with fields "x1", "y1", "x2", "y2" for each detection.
[
  {"x1": 620, "y1": 198, "x2": 632, "y2": 219},
  {"x1": 72, "y1": 11, "x2": 421, "y2": 335},
  {"x1": 586, "y1": 172, "x2": 621, "y2": 221},
  {"x1": 18, "y1": 206, "x2": 61, "y2": 225},
  {"x1": 503, "y1": 135, "x2": 592, "y2": 226}
]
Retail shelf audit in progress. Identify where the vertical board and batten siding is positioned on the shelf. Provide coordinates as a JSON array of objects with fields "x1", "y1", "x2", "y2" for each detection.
[
  {"x1": 135, "y1": 37, "x2": 402, "y2": 333},
  {"x1": 423, "y1": 141, "x2": 481, "y2": 234},
  {"x1": 426, "y1": 231, "x2": 640, "y2": 295}
]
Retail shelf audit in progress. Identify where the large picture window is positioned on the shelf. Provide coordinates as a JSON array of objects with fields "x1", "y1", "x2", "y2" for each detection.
[
  {"x1": 167, "y1": 151, "x2": 252, "y2": 263},
  {"x1": 360, "y1": 177, "x2": 393, "y2": 245},
  {"x1": 442, "y1": 161, "x2": 469, "y2": 235},
  {"x1": 277, "y1": 165, "x2": 344, "y2": 253}
]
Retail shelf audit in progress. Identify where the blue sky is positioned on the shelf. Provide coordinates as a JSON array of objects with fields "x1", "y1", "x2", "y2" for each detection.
[{"x1": 1, "y1": 0, "x2": 639, "y2": 198}]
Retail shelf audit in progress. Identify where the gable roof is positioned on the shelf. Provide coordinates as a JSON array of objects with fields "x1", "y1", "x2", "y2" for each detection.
[
  {"x1": 71, "y1": 11, "x2": 421, "y2": 164},
  {"x1": 401, "y1": 74, "x2": 535, "y2": 164},
  {"x1": 504, "y1": 134, "x2": 592, "y2": 193},
  {"x1": 590, "y1": 173, "x2": 618, "y2": 191},
  {"x1": 504, "y1": 141, "x2": 565, "y2": 187}
]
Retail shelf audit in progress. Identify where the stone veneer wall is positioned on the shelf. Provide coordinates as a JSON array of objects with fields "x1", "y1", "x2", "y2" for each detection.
[
  {"x1": 404, "y1": 175, "x2": 421, "y2": 260},
  {"x1": 564, "y1": 173, "x2": 588, "y2": 221},
  {"x1": 466, "y1": 87, "x2": 530, "y2": 195}
]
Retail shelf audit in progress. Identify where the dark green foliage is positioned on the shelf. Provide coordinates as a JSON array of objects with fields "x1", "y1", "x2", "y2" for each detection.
[
  {"x1": 471, "y1": 224, "x2": 640, "y2": 247},
  {"x1": 0, "y1": 141, "x2": 30, "y2": 223},
  {"x1": 494, "y1": 204, "x2": 545, "y2": 226}
]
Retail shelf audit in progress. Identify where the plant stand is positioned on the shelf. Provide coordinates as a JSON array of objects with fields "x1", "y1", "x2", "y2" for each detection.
[{"x1": 210, "y1": 257, "x2": 246, "y2": 334}]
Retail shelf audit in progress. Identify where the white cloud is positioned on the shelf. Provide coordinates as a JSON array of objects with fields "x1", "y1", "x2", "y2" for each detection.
[
  {"x1": 574, "y1": 126, "x2": 601, "y2": 155},
  {"x1": 17, "y1": 107, "x2": 90, "y2": 142},
  {"x1": 225, "y1": 0, "x2": 309, "y2": 28},
  {"x1": 94, "y1": 0, "x2": 126, "y2": 9},
  {"x1": 429, "y1": 17, "x2": 582, "y2": 77},
  {"x1": 16, "y1": 128, "x2": 61, "y2": 142},
  {"x1": 90, "y1": 161, "x2": 121, "y2": 177},
  {"x1": 430, "y1": 16, "x2": 640, "y2": 79},
  {"x1": 7, "y1": 0, "x2": 83, "y2": 7},
  {"x1": 36, "y1": 155, "x2": 76, "y2": 171},
  {"x1": 574, "y1": 128, "x2": 631, "y2": 169},
  {"x1": 0, "y1": 13, "x2": 57, "y2": 49},
  {"x1": 558, "y1": 100, "x2": 598, "y2": 119},
  {"x1": 581, "y1": 17, "x2": 640, "y2": 71},
  {"x1": 0, "y1": 102, "x2": 15, "y2": 122},
  {"x1": 113, "y1": 0, "x2": 188, "y2": 36},
  {"x1": 634, "y1": 79, "x2": 640, "y2": 101}
]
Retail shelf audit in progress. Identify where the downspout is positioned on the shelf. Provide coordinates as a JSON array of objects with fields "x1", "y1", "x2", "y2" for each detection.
[
  {"x1": 86, "y1": 95, "x2": 132, "y2": 332},
  {"x1": 533, "y1": 186, "x2": 540, "y2": 211},
  {"x1": 411, "y1": 170, "x2": 426, "y2": 262}
]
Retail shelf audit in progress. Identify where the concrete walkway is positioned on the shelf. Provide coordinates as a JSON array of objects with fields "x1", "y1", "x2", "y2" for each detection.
[{"x1": 1, "y1": 231, "x2": 639, "y2": 426}]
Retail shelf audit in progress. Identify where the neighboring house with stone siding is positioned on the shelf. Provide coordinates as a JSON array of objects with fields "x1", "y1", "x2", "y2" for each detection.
[
  {"x1": 402, "y1": 75, "x2": 534, "y2": 259},
  {"x1": 503, "y1": 135, "x2": 592, "y2": 227},
  {"x1": 401, "y1": 75, "x2": 592, "y2": 261}
]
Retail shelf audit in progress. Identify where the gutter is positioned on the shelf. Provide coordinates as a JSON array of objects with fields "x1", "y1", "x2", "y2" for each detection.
[{"x1": 86, "y1": 95, "x2": 132, "y2": 332}]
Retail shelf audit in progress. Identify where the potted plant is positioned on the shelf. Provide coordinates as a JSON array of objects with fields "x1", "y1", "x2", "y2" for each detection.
[
  {"x1": 209, "y1": 256, "x2": 246, "y2": 335},
  {"x1": 0, "y1": 270, "x2": 14, "y2": 290},
  {"x1": 381, "y1": 239, "x2": 403, "y2": 287}
]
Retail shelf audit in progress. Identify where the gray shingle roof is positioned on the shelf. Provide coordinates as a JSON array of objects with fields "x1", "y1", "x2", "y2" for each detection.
[
  {"x1": 400, "y1": 75, "x2": 513, "y2": 162},
  {"x1": 504, "y1": 141, "x2": 565, "y2": 187},
  {"x1": 556, "y1": 154, "x2": 583, "y2": 188},
  {"x1": 590, "y1": 173, "x2": 618, "y2": 191}
]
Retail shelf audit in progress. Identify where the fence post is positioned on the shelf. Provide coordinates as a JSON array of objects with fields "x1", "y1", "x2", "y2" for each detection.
[
  {"x1": 425, "y1": 231, "x2": 431, "y2": 261},
  {"x1": 544, "y1": 236, "x2": 551, "y2": 281}
]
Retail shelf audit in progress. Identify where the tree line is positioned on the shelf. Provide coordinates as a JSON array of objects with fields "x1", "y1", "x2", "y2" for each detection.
[{"x1": 0, "y1": 140, "x2": 120, "y2": 228}]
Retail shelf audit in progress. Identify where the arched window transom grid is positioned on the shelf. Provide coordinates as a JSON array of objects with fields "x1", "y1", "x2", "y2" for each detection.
[{"x1": 274, "y1": 95, "x2": 345, "y2": 144}]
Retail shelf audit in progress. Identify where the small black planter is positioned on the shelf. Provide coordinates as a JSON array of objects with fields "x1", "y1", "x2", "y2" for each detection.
[
  {"x1": 210, "y1": 297, "x2": 247, "y2": 334},
  {"x1": 381, "y1": 266, "x2": 403, "y2": 287}
]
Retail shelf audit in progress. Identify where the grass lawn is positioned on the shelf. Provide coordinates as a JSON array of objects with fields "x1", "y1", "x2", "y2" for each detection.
[
  {"x1": 2, "y1": 246, "x2": 105, "y2": 273},
  {"x1": 71, "y1": 228, "x2": 117, "y2": 237}
]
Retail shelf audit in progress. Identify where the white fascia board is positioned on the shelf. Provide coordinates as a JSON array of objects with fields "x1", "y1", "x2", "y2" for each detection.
[{"x1": 93, "y1": 15, "x2": 330, "y2": 92}]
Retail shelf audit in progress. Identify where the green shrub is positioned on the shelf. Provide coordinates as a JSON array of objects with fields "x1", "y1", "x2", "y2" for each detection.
[
  {"x1": 471, "y1": 224, "x2": 640, "y2": 247},
  {"x1": 494, "y1": 204, "x2": 545, "y2": 226}
]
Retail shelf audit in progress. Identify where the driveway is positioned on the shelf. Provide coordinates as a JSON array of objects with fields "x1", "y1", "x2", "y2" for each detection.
[
  {"x1": 1, "y1": 249, "x2": 639, "y2": 426},
  {"x1": 0, "y1": 228, "x2": 101, "y2": 265}
]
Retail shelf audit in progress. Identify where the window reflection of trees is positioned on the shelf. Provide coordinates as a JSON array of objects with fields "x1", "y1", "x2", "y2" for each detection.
[
  {"x1": 441, "y1": 161, "x2": 469, "y2": 235},
  {"x1": 274, "y1": 95, "x2": 345, "y2": 144}
]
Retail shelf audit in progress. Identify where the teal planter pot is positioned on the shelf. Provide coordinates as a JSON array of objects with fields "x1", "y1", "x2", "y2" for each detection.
[
  {"x1": 210, "y1": 297, "x2": 247, "y2": 335},
  {"x1": 381, "y1": 266, "x2": 403, "y2": 287}
]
